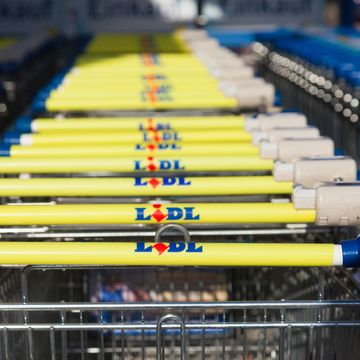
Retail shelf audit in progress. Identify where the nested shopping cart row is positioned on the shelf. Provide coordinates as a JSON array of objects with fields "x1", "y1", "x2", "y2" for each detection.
[
  {"x1": 0, "y1": 29, "x2": 360, "y2": 360},
  {"x1": 0, "y1": 111, "x2": 358, "y2": 227},
  {"x1": 0, "y1": 108, "x2": 359, "y2": 271},
  {"x1": 32, "y1": 31, "x2": 274, "y2": 113},
  {"x1": 0, "y1": 103, "x2": 358, "y2": 275}
]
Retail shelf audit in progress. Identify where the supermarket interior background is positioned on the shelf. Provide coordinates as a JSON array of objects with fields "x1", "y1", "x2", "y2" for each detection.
[{"x1": 1, "y1": 0, "x2": 360, "y2": 359}]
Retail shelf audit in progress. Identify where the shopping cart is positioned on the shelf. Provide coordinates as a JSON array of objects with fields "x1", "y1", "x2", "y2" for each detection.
[
  {"x1": 0, "y1": 227, "x2": 360, "y2": 359},
  {"x1": 1, "y1": 29, "x2": 359, "y2": 360}
]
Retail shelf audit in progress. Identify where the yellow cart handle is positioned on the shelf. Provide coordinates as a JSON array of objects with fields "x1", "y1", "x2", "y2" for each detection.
[
  {"x1": 8, "y1": 143, "x2": 259, "y2": 158},
  {"x1": 0, "y1": 241, "x2": 348, "y2": 267},
  {"x1": 20, "y1": 116, "x2": 245, "y2": 133},
  {"x1": 10, "y1": 129, "x2": 252, "y2": 146},
  {"x1": 0, "y1": 203, "x2": 314, "y2": 225},
  {"x1": 0, "y1": 176, "x2": 292, "y2": 197},
  {"x1": 0, "y1": 156, "x2": 273, "y2": 174},
  {"x1": 45, "y1": 98, "x2": 238, "y2": 112}
]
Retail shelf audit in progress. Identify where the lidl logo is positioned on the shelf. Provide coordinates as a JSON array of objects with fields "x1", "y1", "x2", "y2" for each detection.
[
  {"x1": 134, "y1": 176, "x2": 191, "y2": 188},
  {"x1": 140, "y1": 67, "x2": 173, "y2": 104},
  {"x1": 135, "y1": 143, "x2": 181, "y2": 151},
  {"x1": 142, "y1": 131, "x2": 181, "y2": 142},
  {"x1": 135, "y1": 242, "x2": 203, "y2": 255},
  {"x1": 144, "y1": 85, "x2": 172, "y2": 93},
  {"x1": 135, "y1": 204, "x2": 200, "y2": 222},
  {"x1": 138, "y1": 118, "x2": 172, "y2": 131},
  {"x1": 142, "y1": 75, "x2": 167, "y2": 81},
  {"x1": 141, "y1": 91, "x2": 173, "y2": 103},
  {"x1": 134, "y1": 157, "x2": 185, "y2": 171}
]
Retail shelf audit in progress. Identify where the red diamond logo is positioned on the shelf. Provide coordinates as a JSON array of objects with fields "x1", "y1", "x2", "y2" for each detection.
[
  {"x1": 148, "y1": 163, "x2": 157, "y2": 171},
  {"x1": 152, "y1": 209, "x2": 167, "y2": 222},
  {"x1": 147, "y1": 144, "x2": 156, "y2": 151},
  {"x1": 147, "y1": 156, "x2": 157, "y2": 171},
  {"x1": 153, "y1": 243, "x2": 169, "y2": 255},
  {"x1": 148, "y1": 178, "x2": 161, "y2": 189},
  {"x1": 153, "y1": 132, "x2": 160, "y2": 142}
]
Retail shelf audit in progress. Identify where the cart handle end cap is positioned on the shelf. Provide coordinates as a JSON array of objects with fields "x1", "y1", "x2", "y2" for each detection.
[
  {"x1": 0, "y1": 144, "x2": 11, "y2": 157},
  {"x1": 342, "y1": 237, "x2": 360, "y2": 267},
  {"x1": 32, "y1": 99, "x2": 46, "y2": 113},
  {"x1": 15, "y1": 117, "x2": 33, "y2": 132},
  {"x1": 2, "y1": 131, "x2": 21, "y2": 145},
  {"x1": 244, "y1": 117, "x2": 259, "y2": 132}
]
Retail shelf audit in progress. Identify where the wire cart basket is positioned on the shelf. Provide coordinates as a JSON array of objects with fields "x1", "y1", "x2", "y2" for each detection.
[{"x1": 0, "y1": 228, "x2": 359, "y2": 360}]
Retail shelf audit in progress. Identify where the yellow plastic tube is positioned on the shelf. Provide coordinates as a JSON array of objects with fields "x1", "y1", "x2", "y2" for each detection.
[
  {"x1": 59, "y1": 86, "x2": 223, "y2": 95},
  {"x1": 0, "y1": 176, "x2": 292, "y2": 197},
  {"x1": 49, "y1": 90, "x2": 232, "y2": 103},
  {"x1": 0, "y1": 203, "x2": 315, "y2": 225},
  {"x1": 74, "y1": 56, "x2": 208, "y2": 64},
  {"x1": 75, "y1": 53, "x2": 212, "y2": 60},
  {"x1": 54, "y1": 83, "x2": 222, "y2": 93},
  {"x1": 67, "y1": 64, "x2": 216, "y2": 75},
  {"x1": 75, "y1": 55, "x2": 206, "y2": 64},
  {"x1": 0, "y1": 156, "x2": 273, "y2": 173},
  {"x1": 70, "y1": 67, "x2": 211, "y2": 76},
  {"x1": 63, "y1": 76, "x2": 219, "y2": 86},
  {"x1": 8, "y1": 143, "x2": 259, "y2": 158},
  {"x1": 18, "y1": 130, "x2": 252, "y2": 146},
  {"x1": 85, "y1": 35, "x2": 189, "y2": 54},
  {"x1": 0, "y1": 242, "x2": 335, "y2": 266},
  {"x1": 85, "y1": 42, "x2": 189, "y2": 54},
  {"x1": 71, "y1": 60, "x2": 210, "y2": 68},
  {"x1": 45, "y1": 97, "x2": 238, "y2": 111},
  {"x1": 74, "y1": 53, "x2": 206, "y2": 62},
  {"x1": 46, "y1": 91, "x2": 235, "y2": 99},
  {"x1": 30, "y1": 116, "x2": 245, "y2": 133}
]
